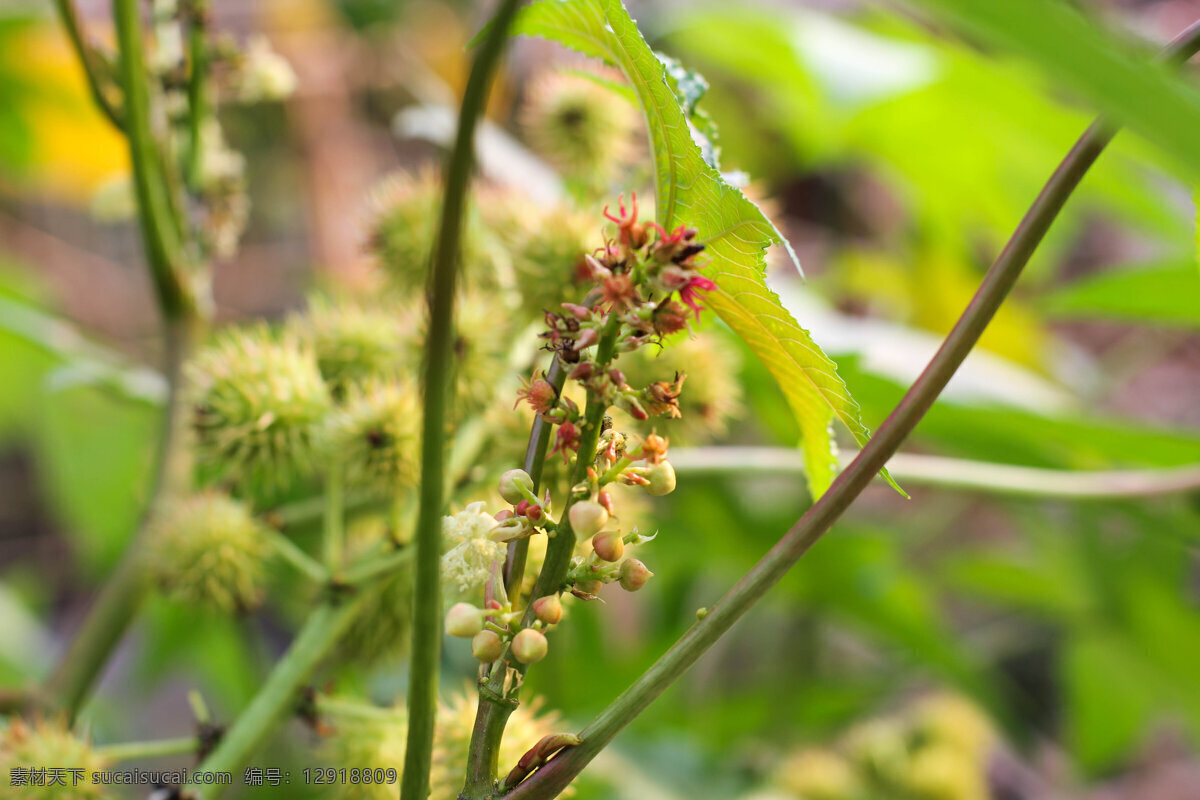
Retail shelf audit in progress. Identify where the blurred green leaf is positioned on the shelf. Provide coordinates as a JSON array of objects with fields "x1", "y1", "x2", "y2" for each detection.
[
  {"x1": 1040, "y1": 260, "x2": 1200, "y2": 327},
  {"x1": 906, "y1": 0, "x2": 1200, "y2": 179},
  {"x1": 33, "y1": 382, "x2": 157, "y2": 574},
  {"x1": 515, "y1": 0, "x2": 896, "y2": 499}
]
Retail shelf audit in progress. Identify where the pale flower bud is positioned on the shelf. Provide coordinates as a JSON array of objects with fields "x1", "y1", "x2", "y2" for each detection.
[
  {"x1": 568, "y1": 501, "x2": 608, "y2": 537},
  {"x1": 511, "y1": 628, "x2": 549, "y2": 664},
  {"x1": 498, "y1": 468, "x2": 535, "y2": 505},
  {"x1": 591, "y1": 530, "x2": 625, "y2": 563},
  {"x1": 445, "y1": 603, "x2": 484, "y2": 638},
  {"x1": 619, "y1": 558, "x2": 653, "y2": 591},
  {"x1": 644, "y1": 460, "x2": 677, "y2": 496},
  {"x1": 471, "y1": 630, "x2": 504, "y2": 662},
  {"x1": 531, "y1": 595, "x2": 563, "y2": 625}
]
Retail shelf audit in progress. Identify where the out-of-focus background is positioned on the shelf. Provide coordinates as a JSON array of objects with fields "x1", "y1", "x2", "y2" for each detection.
[{"x1": 4, "y1": 0, "x2": 1200, "y2": 798}]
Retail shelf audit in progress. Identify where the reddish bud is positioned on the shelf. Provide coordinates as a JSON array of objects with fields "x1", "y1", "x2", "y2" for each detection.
[
  {"x1": 619, "y1": 559, "x2": 654, "y2": 592},
  {"x1": 592, "y1": 530, "x2": 625, "y2": 562},
  {"x1": 532, "y1": 595, "x2": 563, "y2": 625},
  {"x1": 511, "y1": 628, "x2": 549, "y2": 665}
]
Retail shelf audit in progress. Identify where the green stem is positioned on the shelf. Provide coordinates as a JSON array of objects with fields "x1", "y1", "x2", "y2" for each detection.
[
  {"x1": 400, "y1": 2, "x2": 524, "y2": 798},
  {"x1": 503, "y1": 357, "x2": 567, "y2": 597},
  {"x1": 670, "y1": 447, "x2": 1200, "y2": 500},
  {"x1": 316, "y1": 695, "x2": 407, "y2": 723},
  {"x1": 267, "y1": 529, "x2": 330, "y2": 584},
  {"x1": 343, "y1": 546, "x2": 414, "y2": 586},
  {"x1": 52, "y1": 0, "x2": 123, "y2": 128},
  {"x1": 501, "y1": 19, "x2": 1200, "y2": 800},
  {"x1": 96, "y1": 736, "x2": 198, "y2": 763},
  {"x1": 44, "y1": 319, "x2": 193, "y2": 721},
  {"x1": 186, "y1": 594, "x2": 368, "y2": 799},
  {"x1": 112, "y1": 0, "x2": 193, "y2": 319},
  {"x1": 324, "y1": 464, "x2": 345, "y2": 574},
  {"x1": 461, "y1": 315, "x2": 621, "y2": 800}
]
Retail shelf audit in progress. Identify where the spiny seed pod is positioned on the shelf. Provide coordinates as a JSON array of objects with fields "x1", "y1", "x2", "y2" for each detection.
[
  {"x1": 520, "y1": 70, "x2": 638, "y2": 184},
  {"x1": 445, "y1": 603, "x2": 484, "y2": 638},
  {"x1": 337, "y1": 515, "x2": 414, "y2": 666},
  {"x1": 644, "y1": 460, "x2": 677, "y2": 496},
  {"x1": 471, "y1": 630, "x2": 504, "y2": 662},
  {"x1": 531, "y1": 595, "x2": 563, "y2": 626},
  {"x1": 295, "y1": 294, "x2": 412, "y2": 396},
  {"x1": 321, "y1": 380, "x2": 420, "y2": 494},
  {"x1": 189, "y1": 325, "x2": 331, "y2": 494},
  {"x1": 146, "y1": 493, "x2": 270, "y2": 614},
  {"x1": 481, "y1": 192, "x2": 594, "y2": 318},
  {"x1": 618, "y1": 558, "x2": 653, "y2": 592},
  {"x1": 511, "y1": 628, "x2": 549, "y2": 665},
  {"x1": 591, "y1": 530, "x2": 625, "y2": 563},
  {"x1": 366, "y1": 169, "x2": 488, "y2": 294},
  {"x1": 498, "y1": 469, "x2": 535, "y2": 505},
  {"x1": 0, "y1": 718, "x2": 109, "y2": 800},
  {"x1": 619, "y1": 332, "x2": 743, "y2": 443},
  {"x1": 568, "y1": 501, "x2": 608, "y2": 538},
  {"x1": 338, "y1": 568, "x2": 413, "y2": 667}
]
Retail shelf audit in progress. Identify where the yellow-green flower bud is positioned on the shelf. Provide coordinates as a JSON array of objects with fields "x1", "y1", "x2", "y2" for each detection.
[
  {"x1": 618, "y1": 558, "x2": 653, "y2": 592},
  {"x1": 568, "y1": 501, "x2": 608, "y2": 538},
  {"x1": 445, "y1": 603, "x2": 484, "y2": 638},
  {"x1": 471, "y1": 630, "x2": 504, "y2": 662},
  {"x1": 531, "y1": 595, "x2": 563, "y2": 626},
  {"x1": 511, "y1": 628, "x2": 549, "y2": 665},
  {"x1": 146, "y1": 493, "x2": 270, "y2": 613},
  {"x1": 591, "y1": 530, "x2": 625, "y2": 563},
  {"x1": 498, "y1": 469, "x2": 535, "y2": 505},
  {"x1": 644, "y1": 460, "x2": 677, "y2": 496},
  {"x1": 189, "y1": 325, "x2": 331, "y2": 494}
]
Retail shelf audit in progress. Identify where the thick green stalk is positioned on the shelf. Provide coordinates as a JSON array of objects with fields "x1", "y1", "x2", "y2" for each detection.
[
  {"x1": 186, "y1": 594, "x2": 367, "y2": 799},
  {"x1": 401, "y1": 2, "x2": 524, "y2": 798},
  {"x1": 502, "y1": 19, "x2": 1200, "y2": 800}
]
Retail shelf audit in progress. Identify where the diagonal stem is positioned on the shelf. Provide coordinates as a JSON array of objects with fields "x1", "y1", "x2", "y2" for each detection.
[
  {"x1": 53, "y1": 0, "x2": 123, "y2": 128},
  {"x1": 501, "y1": 18, "x2": 1200, "y2": 800},
  {"x1": 400, "y1": 1, "x2": 524, "y2": 798}
]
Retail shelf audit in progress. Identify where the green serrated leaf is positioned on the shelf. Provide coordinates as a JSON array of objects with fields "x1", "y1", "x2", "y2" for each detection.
[{"x1": 515, "y1": 0, "x2": 899, "y2": 497}]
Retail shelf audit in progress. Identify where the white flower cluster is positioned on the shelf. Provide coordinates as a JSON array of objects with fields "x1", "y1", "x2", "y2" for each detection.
[{"x1": 440, "y1": 502, "x2": 505, "y2": 599}]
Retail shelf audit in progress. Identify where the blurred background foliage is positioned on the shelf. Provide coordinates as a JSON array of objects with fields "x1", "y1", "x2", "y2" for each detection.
[{"x1": 2, "y1": 0, "x2": 1200, "y2": 798}]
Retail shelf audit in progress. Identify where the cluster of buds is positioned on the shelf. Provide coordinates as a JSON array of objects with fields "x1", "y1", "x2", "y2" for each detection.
[
  {"x1": 565, "y1": 527, "x2": 655, "y2": 599},
  {"x1": 444, "y1": 594, "x2": 562, "y2": 667},
  {"x1": 517, "y1": 195, "x2": 713, "y2": 460}
]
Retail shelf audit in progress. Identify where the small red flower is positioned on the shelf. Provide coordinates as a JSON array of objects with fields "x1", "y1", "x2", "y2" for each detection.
[
  {"x1": 552, "y1": 420, "x2": 581, "y2": 464},
  {"x1": 678, "y1": 275, "x2": 717, "y2": 322},
  {"x1": 515, "y1": 370, "x2": 558, "y2": 416},
  {"x1": 603, "y1": 192, "x2": 649, "y2": 250}
]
